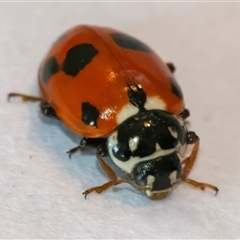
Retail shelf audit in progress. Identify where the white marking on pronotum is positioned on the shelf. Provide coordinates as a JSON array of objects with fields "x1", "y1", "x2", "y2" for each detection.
[
  {"x1": 179, "y1": 143, "x2": 187, "y2": 158},
  {"x1": 168, "y1": 126, "x2": 178, "y2": 139},
  {"x1": 116, "y1": 97, "x2": 166, "y2": 125},
  {"x1": 174, "y1": 114, "x2": 185, "y2": 127},
  {"x1": 117, "y1": 104, "x2": 138, "y2": 124},
  {"x1": 156, "y1": 143, "x2": 161, "y2": 151},
  {"x1": 144, "y1": 97, "x2": 166, "y2": 111},
  {"x1": 129, "y1": 136, "x2": 139, "y2": 152}
]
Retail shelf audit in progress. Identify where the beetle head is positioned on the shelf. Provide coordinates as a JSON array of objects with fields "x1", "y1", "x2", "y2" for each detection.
[
  {"x1": 107, "y1": 110, "x2": 188, "y2": 198},
  {"x1": 133, "y1": 153, "x2": 181, "y2": 199}
]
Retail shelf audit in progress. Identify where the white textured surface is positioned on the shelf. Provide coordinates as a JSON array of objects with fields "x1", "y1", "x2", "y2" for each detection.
[{"x1": 1, "y1": 2, "x2": 240, "y2": 238}]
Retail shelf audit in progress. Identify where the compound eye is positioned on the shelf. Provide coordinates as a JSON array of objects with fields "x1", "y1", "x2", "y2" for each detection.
[
  {"x1": 112, "y1": 145, "x2": 131, "y2": 161},
  {"x1": 134, "y1": 174, "x2": 147, "y2": 186}
]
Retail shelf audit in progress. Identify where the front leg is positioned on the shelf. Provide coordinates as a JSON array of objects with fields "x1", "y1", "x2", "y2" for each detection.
[{"x1": 181, "y1": 133, "x2": 219, "y2": 194}]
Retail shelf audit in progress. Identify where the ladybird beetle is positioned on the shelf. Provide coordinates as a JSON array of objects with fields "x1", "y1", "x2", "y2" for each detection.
[{"x1": 9, "y1": 25, "x2": 218, "y2": 199}]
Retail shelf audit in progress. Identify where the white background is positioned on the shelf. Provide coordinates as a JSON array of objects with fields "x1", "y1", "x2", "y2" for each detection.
[{"x1": 1, "y1": 2, "x2": 240, "y2": 238}]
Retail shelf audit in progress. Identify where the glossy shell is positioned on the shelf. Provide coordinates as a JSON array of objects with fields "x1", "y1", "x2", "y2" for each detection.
[{"x1": 38, "y1": 25, "x2": 184, "y2": 138}]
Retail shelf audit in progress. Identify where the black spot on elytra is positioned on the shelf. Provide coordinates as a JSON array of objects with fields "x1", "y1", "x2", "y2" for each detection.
[
  {"x1": 127, "y1": 84, "x2": 146, "y2": 110},
  {"x1": 62, "y1": 44, "x2": 98, "y2": 76},
  {"x1": 41, "y1": 56, "x2": 59, "y2": 84},
  {"x1": 111, "y1": 33, "x2": 150, "y2": 52},
  {"x1": 81, "y1": 102, "x2": 100, "y2": 127},
  {"x1": 170, "y1": 78, "x2": 183, "y2": 100}
]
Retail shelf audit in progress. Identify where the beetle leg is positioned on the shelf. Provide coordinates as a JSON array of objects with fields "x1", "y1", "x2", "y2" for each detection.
[
  {"x1": 181, "y1": 136, "x2": 219, "y2": 194},
  {"x1": 166, "y1": 62, "x2": 176, "y2": 73},
  {"x1": 67, "y1": 138, "x2": 107, "y2": 159},
  {"x1": 181, "y1": 134, "x2": 199, "y2": 180},
  {"x1": 82, "y1": 155, "x2": 150, "y2": 198},
  {"x1": 8, "y1": 93, "x2": 42, "y2": 102},
  {"x1": 8, "y1": 92, "x2": 58, "y2": 118},
  {"x1": 183, "y1": 178, "x2": 219, "y2": 195},
  {"x1": 67, "y1": 146, "x2": 83, "y2": 159},
  {"x1": 67, "y1": 138, "x2": 87, "y2": 158}
]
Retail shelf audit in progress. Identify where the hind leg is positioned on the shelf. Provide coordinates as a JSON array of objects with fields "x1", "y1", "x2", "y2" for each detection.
[
  {"x1": 8, "y1": 93, "x2": 42, "y2": 102},
  {"x1": 8, "y1": 93, "x2": 57, "y2": 117}
]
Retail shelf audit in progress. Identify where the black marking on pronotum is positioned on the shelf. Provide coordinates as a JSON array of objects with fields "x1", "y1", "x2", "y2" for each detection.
[
  {"x1": 81, "y1": 102, "x2": 100, "y2": 127},
  {"x1": 112, "y1": 110, "x2": 186, "y2": 162},
  {"x1": 127, "y1": 84, "x2": 147, "y2": 110},
  {"x1": 62, "y1": 44, "x2": 98, "y2": 76},
  {"x1": 41, "y1": 56, "x2": 59, "y2": 84},
  {"x1": 170, "y1": 78, "x2": 183, "y2": 100},
  {"x1": 111, "y1": 33, "x2": 151, "y2": 52}
]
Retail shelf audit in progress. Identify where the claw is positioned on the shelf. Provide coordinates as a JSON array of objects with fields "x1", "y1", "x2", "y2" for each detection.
[
  {"x1": 82, "y1": 191, "x2": 89, "y2": 199},
  {"x1": 66, "y1": 146, "x2": 83, "y2": 159}
]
